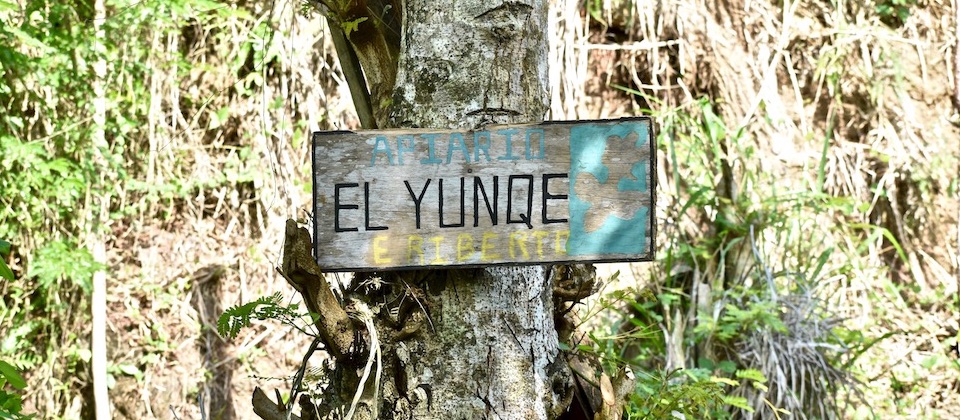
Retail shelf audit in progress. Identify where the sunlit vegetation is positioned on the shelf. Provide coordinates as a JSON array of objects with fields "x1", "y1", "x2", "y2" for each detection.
[{"x1": 1, "y1": 0, "x2": 957, "y2": 418}]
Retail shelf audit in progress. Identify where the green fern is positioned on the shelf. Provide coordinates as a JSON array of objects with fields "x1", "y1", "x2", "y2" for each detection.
[
  {"x1": 217, "y1": 292, "x2": 302, "y2": 339},
  {"x1": 631, "y1": 371, "x2": 724, "y2": 419}
]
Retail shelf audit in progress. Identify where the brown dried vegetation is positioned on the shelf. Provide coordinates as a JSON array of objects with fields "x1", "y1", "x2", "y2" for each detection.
[{"x1": 1, "y1": 0, "x2": 958, "y2": 418}]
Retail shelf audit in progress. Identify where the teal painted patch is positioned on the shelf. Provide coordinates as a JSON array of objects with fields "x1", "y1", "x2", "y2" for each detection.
[{"x1": 568, "y1": 121, "x2": 650, "y2": 256}]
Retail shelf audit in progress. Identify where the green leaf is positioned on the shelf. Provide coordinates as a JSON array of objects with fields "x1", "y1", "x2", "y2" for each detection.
[
  {"x1": 114, "y1": 364, "x2": 142, "y2": 377},
  {"x1": 722, "y1": 395, "x2": 754, "y2": 412},
  {"x1": 735, "y1": 368, "x2": 767, "y2": 383},
  {"x1": 807, "y1": 246, "x2": 833, "y2": 284},
  {"x1": 841, "y1": 330, "x2": 903, "y2": 370},
  {"x1": 29, "y1": 241, "x2": 102, "y2": 293},
  {"x1": 0, "y1": 240, "x2": 10, "y2": 256},
  {"x1": 0, "y1": 259, "x2": 12, "y2": 281},
  {"x1": 920, "y1": 355, "x2": 942, "y2": 370},
  {"x1": 697, "y1": 357, "x2": 715, "y2": 370},
  {"x1": 849, "y1": 223, "x2": 907, "y2": 264},
  {"x1": 701, "y1": 102, "x2": 726, "y2": 144},
  {"x1": 6, "y1": 27, "x2": 48, "y2": 52},
  {"x1": 0, "y1": 390, "x2": 26, "y2": 419},
  {"x1": 717, "y1": 360, "x2": 737, "y2": 374},
  {"x1": 342, "y1": 17, "x2": 368, "y2": 38},
  {"x1": 0, "y1": 0, "x2": 18, "y2": 12},
  {"x1": 710, "y1": 376, "x2": 739, "y2": 387},
  {"x1": 217, "y1": 292, "x2": 293, "y2": 339},
  {"x1": 0, "y1": 361, "x2": 26, "y2": 390}
]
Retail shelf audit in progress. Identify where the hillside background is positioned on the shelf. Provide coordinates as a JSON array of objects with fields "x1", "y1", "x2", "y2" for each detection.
[{"x1": 0, "y1": 0, "x2": 958, "y2": 418}]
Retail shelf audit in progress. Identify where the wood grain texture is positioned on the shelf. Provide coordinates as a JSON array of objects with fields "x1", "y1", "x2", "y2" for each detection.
[{"x1": 313, "y1": 118, "x2": 655, "y2": 271}]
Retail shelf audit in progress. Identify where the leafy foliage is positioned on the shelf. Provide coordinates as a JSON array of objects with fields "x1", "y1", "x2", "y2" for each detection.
[
  {"x1": 0, "y1": 0, "x2": 265, "y2": 415},
  {"x1": 569, "y1": 91, "x2": 870, "y2": 417},
  {"x1": 0, "y1": 360, "x2": 31, "y2": 419},
  {"x1": 217, "y1": 292, "x2": 305, "y2": 340},
  {"x1": 629, "y1": 369, "x2": 724, "y2": 419},
  {"x1": 0, "y1": 240, "x2": 12, "y2": 281},
  {"x1": 875, "y1": 0, "x2": 918, "y2": 25}
]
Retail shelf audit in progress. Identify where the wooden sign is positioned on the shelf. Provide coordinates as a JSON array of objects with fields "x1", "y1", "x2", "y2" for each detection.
[{"x1": 311, "y1": 117, "x2": 655, "y2": 271}]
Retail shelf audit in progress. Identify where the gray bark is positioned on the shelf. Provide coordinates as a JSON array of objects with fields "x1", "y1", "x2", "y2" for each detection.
[
  {"x1": 387, "y1": 1, "x2": 550, "y2": 129},
  {"x1": 367, "y1": 1, "x2": 570, "y2": 418}
]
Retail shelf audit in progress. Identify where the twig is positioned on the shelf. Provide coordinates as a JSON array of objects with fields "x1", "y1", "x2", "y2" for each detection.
[
  {"x1": 253, "y1": 387, "x2": 302, "y2": 420},
  {"x1": 750, "y1": 224, "x2": 777, "y2": 301},
  {"x1": 955, "y1": 27, "x2": 960, "y2": 305},
  {"x1": 327, "y1": 17, "x2": 376, "y2": 129},
  {"x1": 281, "y1": 220, "x2": 356, "y2": 360},
  {"x1": 345, "y1": 302, "x2": 380, "y2": 420},
  {"x1": 287, "y1": 336, "x2": 323, "y2": 420},
  {"x1": 952, "y1": 1, "x2": 960, "y2": 113},
  {"x1": 198, "y1": 391, "x2": 206, "y2": 420}
]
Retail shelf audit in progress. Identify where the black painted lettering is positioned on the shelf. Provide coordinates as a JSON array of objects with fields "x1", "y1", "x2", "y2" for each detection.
[
  {"x1": 473, "y1": 176, "x2": 499, "y2": 227},
  {"x1": 405, "y1": 179, "x2": 432, "y2": 229},
  {"x1": 364, "y1": 182, "x2": 388, "y2": 231},
  {"x1": 507, "y1": 175, "x2": 534, "y2": 229},
  {"x1": 542, "y1": 174, "x2": 568, "y2": 224},
  {"x1": 439, "y1": 178, "x2": 466, "y2": 228},
  {"x1": 334, "y1": 183, "x2": 359, "y2": 232}
]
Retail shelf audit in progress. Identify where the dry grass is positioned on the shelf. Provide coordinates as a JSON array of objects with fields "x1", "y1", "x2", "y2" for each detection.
[
  {"x1": 60, "y1": 1, "x2": 358, "y2": 418},
  {"x1": 6, "y1": 0, "x2": 957, "y2": 418},
  {"x1": 558, "y1": 0, "x2": 960, "y2": 418}
]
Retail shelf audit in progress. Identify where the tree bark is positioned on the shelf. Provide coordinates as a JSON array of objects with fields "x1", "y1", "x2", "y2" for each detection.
[
  {"x1": 315, "y1": 1, "x2": 572, "y2": 418},
  {"x1": 380, "y1": 2, "x2": 567, "y2": 417}
]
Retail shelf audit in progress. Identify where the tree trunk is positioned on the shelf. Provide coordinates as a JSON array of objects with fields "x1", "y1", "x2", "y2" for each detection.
[{"x1": 325, "y1": 1, "x2": 572, "y2": 418}]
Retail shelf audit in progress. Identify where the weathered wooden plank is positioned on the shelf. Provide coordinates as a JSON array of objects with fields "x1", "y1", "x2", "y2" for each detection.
[{"x1": 312, "y1": 117, "x2": 656, "y2": 271}]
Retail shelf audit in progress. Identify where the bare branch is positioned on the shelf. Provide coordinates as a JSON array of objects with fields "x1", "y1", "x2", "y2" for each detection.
[
  {"x1": 252, "y1": 387, "x2": 301, "y2": 420},
  {"x1": 281, "y1": 219, "x2": 356, "y2": 361}
]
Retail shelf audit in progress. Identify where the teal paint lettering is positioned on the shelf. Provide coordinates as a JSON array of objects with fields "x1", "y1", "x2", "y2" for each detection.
[
  {"x1": 419, "y1": 133, "x2": 443, "y2": 164},
  {"x1": 496, "y1": 129, "x2": 520, "y2": 161},
  {"x1": 396, "y1": 135, "x2": 415, "y2": 165},
  {"x1": 446, "y1": 133, "x2": 471, "y2": 164},
  {"x1": 474, "y1": 131, "x2": 491, "y2": 162},
  {"x1": 524, "y1": 128, "x2": 545, "y2": 159},
  {"x1": 370, "y1": 136, "x2": 394, "y2": 166}
]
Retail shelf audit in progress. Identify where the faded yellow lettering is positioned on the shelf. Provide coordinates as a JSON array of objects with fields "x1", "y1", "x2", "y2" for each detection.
[
  {"x1": 554, "y1": 230, "x2": 569, "y2": 255},
  {"x1": 373, "y1": 235, "x2": 392, "y2": 264},
  {"x1": 481, "y1": 232, "x2": 500, "y2": 260},
  {"x1": 532, "y1": 230, "x2": 549, "y2": 258},
  {"x1": 509, "y1": 231, "x2": 529, "y2": 259},
  {"x1": 408, "y1": 235, "x2": 424, "y2": 265},
  {"x1": 430, "y1": 236, "x2": 447, "y2": 264},
  {"x1": 457, "y1": 233, "x2": 475, "y2": 262}
]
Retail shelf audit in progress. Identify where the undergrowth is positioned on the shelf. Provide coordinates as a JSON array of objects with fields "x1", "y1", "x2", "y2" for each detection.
[
  {"x1": 567, "y1": 96, "x2": 875, "y2": 418},
  {"x1": 1, "y1": 0, "x2": 957, "y2": 417}
]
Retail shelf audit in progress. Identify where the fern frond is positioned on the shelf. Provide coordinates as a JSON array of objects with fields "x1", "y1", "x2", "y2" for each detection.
[{"x1": 217, "y1": 292, "x2": 300, "y2": 339}]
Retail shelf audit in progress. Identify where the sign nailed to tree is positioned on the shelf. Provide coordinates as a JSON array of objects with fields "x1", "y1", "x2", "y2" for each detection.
[{"x1": 312, "y1": 117, "x2": 655, "y2": 271}]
